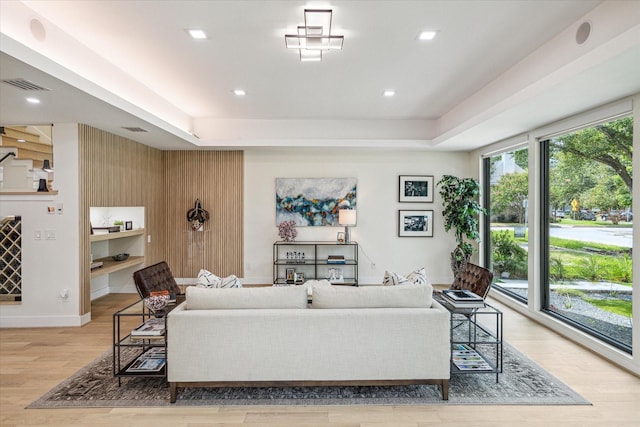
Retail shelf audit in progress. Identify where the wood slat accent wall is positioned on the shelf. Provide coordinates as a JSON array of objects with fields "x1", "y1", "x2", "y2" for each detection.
[
  {"x1": 162, "y1": 151, "x2": 243, "y2": 279},
  {"x1": 79, "y1": 126, "x2": 244, "y2": 315},
  {"x1": 78, "y1": 125, "x2": 165, "y2": 315}
]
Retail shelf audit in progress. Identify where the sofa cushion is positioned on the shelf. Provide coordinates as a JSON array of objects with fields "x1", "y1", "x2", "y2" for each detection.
[
  {"x1": 186, "y1": 285, "x2": 308, "y2": 310},
  {"x1": 197, "y1": 269, "x2": 242, "y2": 288},
  {"x1": 312, "y1": 282, "x2": 433, "y2": 309},
  {"x1": 382, "y1": 267, "x2": 431, "y2": 286}
]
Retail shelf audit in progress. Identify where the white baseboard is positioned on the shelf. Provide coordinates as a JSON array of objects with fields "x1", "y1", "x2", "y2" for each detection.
[{"x1": 0, "y1": 314, "x2": 86, "y2": 328}]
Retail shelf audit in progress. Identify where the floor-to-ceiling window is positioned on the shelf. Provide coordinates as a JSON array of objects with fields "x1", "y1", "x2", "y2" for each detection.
[
  {"x1": 542, "y1": 116, "x2": 633, "y2": 352},
  {"x1": 484, "y1": 147, "x2": 530, "y2": 304}
]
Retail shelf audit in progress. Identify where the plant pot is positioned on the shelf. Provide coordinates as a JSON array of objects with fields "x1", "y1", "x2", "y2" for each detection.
[{"x1": 450, "y1": 247, "x2": 470, "y2": 277}]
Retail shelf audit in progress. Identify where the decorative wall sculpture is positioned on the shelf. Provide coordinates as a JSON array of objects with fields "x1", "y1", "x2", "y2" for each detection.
[{"x1": 276, "y1": 178, "x2": 357, "y2": 226}]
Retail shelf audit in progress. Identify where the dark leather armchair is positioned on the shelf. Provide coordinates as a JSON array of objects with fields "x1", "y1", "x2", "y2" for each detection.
[
  {"x1": 133, "y1": 261, "x2": 183, "y2": 300},
  {"x1": 450, "y1": 263, "x2": 493, "y2": 300}
]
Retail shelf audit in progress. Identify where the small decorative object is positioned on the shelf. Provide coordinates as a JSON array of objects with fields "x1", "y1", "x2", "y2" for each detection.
[
  {"x1": 294, "y1": 272, "x2": 305, "y2": 283},
  {"x1": 111, "y1": 253, "x2": 129, "y2": 261},
  {"x1": 144, "y1": 294, "x2": 169, "y2": 312},
  {"x1": 285, "y1": 268, "x2": 295, "y2": 284},
  {"x1": 125, "y1": 221, "x2": 133, "y2": 230},
  {"x1": 398, "y1": 210, "x2": 434, "y2": 237},
  {"x1": 277, "y1": 220, "x2": 297, "y2": 242},
  {"x1": 337, "y1": 231, "x2": 345, "y2": 243},
  {"x1": 327, "y1": 267, "x2": 344, "y2": 283},
  {"x1": 399, "y1": 175, "x2": 434, "y2": 203},
  {"x1": 37, "y1": 178, "x2": 48, "y2": 192},
  {"x1": 187, "y1": 198, "x2": 210, "y2": 231},
  {"x1": 114, "y1": 220, "x2": 124, "y2": 231}
]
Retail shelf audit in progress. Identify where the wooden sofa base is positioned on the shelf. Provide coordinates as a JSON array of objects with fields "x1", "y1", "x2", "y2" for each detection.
[{"x1": 169, "y1": 379, "x2": 449, "y2": 403}]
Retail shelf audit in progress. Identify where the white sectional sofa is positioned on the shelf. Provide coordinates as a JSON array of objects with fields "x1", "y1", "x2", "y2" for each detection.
[{"x1": 167, "y1": 282, "x2": 450, "y2": 403}]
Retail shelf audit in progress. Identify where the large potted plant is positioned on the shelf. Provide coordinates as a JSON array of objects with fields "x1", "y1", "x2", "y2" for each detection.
[{"x1": 437, "y1": 174, "x2": 487, "y2": 276}]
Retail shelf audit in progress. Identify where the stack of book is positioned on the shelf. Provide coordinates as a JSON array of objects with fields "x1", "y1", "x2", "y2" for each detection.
[
  {"x1": 126, "y1": 347, "x2": 166, "y2": 373},
  {"x1": 441, "y1": 289, "x2": 485, "y2": 308},
  {"x1": 130, "y1": 317, "x2": 165, "y2": 339},
  {"x1": 451, "y1": 344, "x2": 492, "y2": 371},
  {"x1": 327, "y1": 255, "x2": 346, "y2": 264}
]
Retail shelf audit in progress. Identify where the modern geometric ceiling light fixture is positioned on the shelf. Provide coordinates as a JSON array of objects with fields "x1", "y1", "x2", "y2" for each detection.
[{"x1": 285, "y1": 9, "x2": 344, "y2": 62}]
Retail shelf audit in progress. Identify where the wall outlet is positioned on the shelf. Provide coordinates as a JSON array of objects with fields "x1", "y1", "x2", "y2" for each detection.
[
  {"x1": 34, "y1": 230, "x2": 42, "y2": 240},
  {"x1": 59, "y1": 289, "x2": 69, "y2": 301}
]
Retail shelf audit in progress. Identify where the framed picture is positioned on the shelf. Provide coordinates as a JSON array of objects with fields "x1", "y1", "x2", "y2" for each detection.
[
  {"x1": 294, "y1": 272, "x2": 305, "y2": 283},
  {"x1": 399, "y1": 210, "x2": 434, "y2": 237},
  {"x1": 399, "y1": 175, "x2": 434, "y2": 203},
  {"x1": 285, "y1": 268, "x2": 295, "y2": 283},
  {"x1": 125, "y1": 221, "x2": 133, "y2": 230}
]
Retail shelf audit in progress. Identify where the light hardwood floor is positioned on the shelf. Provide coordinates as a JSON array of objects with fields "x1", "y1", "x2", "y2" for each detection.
[{"x1": 1, "y1": 292, "x2": 639, "y2": 427}]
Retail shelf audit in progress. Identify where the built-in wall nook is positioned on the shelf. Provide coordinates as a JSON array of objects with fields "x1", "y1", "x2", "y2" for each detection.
[{"x1": 89, "y1": 206, "x2": 145, "y2": 300}]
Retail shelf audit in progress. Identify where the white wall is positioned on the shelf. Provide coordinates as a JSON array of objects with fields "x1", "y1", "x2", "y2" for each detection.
[
  {"x1": 243, "y1": 149, "x2": 473, "y2": 285},
  {"x1": 0, "y1": 123, "x2": 83, "y2": 327}
]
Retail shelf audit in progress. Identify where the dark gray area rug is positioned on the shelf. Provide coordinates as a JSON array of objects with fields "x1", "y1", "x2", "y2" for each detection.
[{"x1": 27, "y1": 341, "x2": 589, "y2": 408}]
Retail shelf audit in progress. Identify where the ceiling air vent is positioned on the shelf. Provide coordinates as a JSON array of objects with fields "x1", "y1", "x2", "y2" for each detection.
[
  {"x1": 121, "y1": 126, "x2": 148, "y2": 133},
  {"x1": 1, "y1": 78, "x2": 51, "y2": 91}
]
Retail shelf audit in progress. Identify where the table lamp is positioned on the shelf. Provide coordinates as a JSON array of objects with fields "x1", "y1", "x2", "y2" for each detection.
[{"x1": 338, "y1": 209, "x2": 357, "y2": 243}]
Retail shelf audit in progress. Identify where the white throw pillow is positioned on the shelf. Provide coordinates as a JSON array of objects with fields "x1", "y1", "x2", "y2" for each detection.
[
  {"x1": 197, "y1": 269, "x2": 242, "y2": 288},
  {"x1": 382, "y1": 270, "x2": 410, "y2": 286},
  {"x1": 406, "y1": 267, "x2": 430, "y2": 286},
  {"x1": 383, "y1": 267, "x2": 430, "y2": 286}
]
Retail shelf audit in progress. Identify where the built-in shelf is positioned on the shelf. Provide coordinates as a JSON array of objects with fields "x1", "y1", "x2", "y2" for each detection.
[
  {"x1": 91, "y1": 256, "x2": 145, "y2": 278},
  {"x1": 90, "y1": 228, "x2": 144, "y2": 242},
  {"x1": 0, "y1": 191, "x2": 59, "y2": 195},
  {"x1": 89, "y1": 219, "x2": 145, "y2": 299}
]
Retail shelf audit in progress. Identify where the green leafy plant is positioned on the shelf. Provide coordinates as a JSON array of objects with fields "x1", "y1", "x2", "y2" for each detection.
[
  {"x1": 437, "y1": 175, "x2": 487, "y2": 272},
  {"x1": 549, "y1": 256, "x2": 566, "y2": 282},
  {"x1": 491, "y1": 230, "x2": 527, "y2": 278}
]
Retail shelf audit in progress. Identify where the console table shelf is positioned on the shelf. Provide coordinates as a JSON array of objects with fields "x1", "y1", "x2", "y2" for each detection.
[
  {"x1": 273, "y1": 241, "x2": 358, "y2": 286},
  {"x1": 435, "y1": 295, "x2": 503, "y2": 382},
  {"x1": 113, "y1": 299, "x2": 177, "y2": 385}
]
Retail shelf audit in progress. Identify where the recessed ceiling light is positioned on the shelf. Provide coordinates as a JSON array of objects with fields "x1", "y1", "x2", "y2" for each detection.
[
  {"x1": 417, "y1": 30, "x2": 437, "y2": 41},
  {"x1": 383, "y1": 90, "x2": 396, "y2": 97},
  {"x1": 26, "y1": 97, "x2": 40, "y2": 104},
  {"x1": 233, "y1": 89, "x2": 246, "y2": 96},
  {"x1": 187, "y1": 29, "x2": 207, "y2": 39}
]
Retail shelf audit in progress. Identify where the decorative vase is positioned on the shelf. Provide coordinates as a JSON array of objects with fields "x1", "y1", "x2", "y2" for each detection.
[{"x1": 144, "y1": 295, "x2": 169, "y2": 312}]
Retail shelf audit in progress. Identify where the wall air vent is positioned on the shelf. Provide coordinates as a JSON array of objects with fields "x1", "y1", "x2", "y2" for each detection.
[
  {"x1": 121, "y1": 126, "x2": 148, "y2": 133},
  {"x1": 1, "y1": 78, "x2": 51, "y2": 91}
]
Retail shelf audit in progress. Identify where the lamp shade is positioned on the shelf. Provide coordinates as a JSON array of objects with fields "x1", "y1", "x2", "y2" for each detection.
[{"x1": 338, "y1": 209, "x2": 357, "y2": 226}]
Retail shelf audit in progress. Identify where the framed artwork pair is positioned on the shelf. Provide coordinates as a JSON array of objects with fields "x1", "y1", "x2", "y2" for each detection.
[{"x1": 398, "y1": 175, "x2": 434, "y2": 237}]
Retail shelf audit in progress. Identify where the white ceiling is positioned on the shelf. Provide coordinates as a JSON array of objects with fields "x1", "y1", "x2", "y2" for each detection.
[{"x1": 1, "y1": 0, "x2": 639, "y2": 151}]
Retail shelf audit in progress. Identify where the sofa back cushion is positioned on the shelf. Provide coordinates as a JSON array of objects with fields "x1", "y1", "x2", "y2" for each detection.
[
  {"x1": 312, "y1": 282, "x2": 432, "y2": 309},
  {"x1": 186, "y1": 285, "x2": 308, "y2": 310}
]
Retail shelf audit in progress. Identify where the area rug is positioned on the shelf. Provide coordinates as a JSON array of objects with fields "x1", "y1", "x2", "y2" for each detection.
[{"x1": 27, "y1": 341, "x2": 589, "y2": 408}]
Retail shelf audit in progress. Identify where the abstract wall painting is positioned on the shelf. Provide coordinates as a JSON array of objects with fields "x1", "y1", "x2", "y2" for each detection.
[{"x1": 276, "y1": 178, "x2": 357, "y2": 226}]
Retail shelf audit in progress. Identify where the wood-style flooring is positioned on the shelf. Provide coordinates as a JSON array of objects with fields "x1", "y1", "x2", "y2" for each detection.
[{"x1": 1, "y1": 292, "x2": 639, "y2": 426}]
